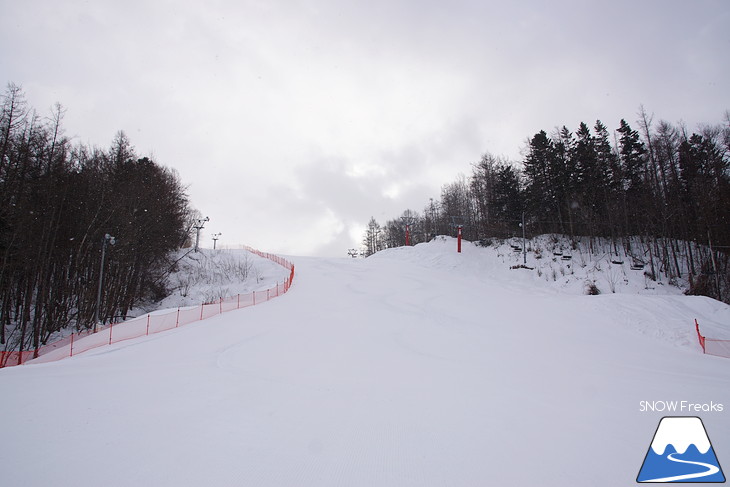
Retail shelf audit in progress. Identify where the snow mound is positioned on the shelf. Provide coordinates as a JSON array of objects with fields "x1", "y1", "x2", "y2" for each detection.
[
  {"x1": 372, "y1": 235, "x2": 686, "y2": 297},
  {"x1": 369, "y1": 236, "x2": 730, "y2": 345}
]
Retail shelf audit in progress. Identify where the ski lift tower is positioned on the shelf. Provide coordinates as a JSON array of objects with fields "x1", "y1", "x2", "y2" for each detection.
[
  {"x1": 193, "y1": 217, "x2": 209, "y2": 252},
  {"x1": 449, "y1": 215, "x2": 465, "y2": 253},
  {"x1": 400, "y1": 214, "x2": 416, "y2": 246}
]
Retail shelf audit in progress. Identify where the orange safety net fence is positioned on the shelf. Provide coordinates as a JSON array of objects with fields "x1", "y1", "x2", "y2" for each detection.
[
  {"x1": 1, "y1": 247, "x2": 294, "y2": 368},
  {"x1": 695, "y1": 319, "x2": 730, "y2": 359}
]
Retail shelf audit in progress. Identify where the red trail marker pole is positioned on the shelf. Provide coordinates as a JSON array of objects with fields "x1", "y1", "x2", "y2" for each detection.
[{"x1": 457, "y1": 226, "x2": 462, "y2": 253}]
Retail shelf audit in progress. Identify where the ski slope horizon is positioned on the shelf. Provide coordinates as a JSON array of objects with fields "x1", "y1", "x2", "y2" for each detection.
[{"x1": 1, "y1": 238, "x2": 728, "y2": 486}]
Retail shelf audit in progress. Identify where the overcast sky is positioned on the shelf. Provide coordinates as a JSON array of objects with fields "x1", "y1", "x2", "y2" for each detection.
[{"x1": 2, "y1": 0, "x2": 729, "y2": 256}]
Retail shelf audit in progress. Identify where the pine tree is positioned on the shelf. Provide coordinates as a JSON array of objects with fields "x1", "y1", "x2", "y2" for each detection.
[
  {"x1": 522, "y1": 130, "x2": 564, "y2": 233},
  {"x1": 617, "y1": 119, "x2": 647, "y2": 192},
  {"x1": 492, "y1": 164, "x2": 523, "y2": 235},
  {"x1": 617, "y1": 119, "x2": 648, "y2": 234},
  {"x1": 593, "y1": 120, "x2": 620, "y2": 238}
]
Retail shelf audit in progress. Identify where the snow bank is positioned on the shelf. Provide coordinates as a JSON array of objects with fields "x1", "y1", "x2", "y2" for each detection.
[{"x1": 157, "y1": 248, "x2": 291, "y2": 309}]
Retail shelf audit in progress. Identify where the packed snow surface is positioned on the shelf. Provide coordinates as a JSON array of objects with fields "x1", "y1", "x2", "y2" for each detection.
[{"x1": 1, "y1": 238, "x2": 728, "y2": 486}]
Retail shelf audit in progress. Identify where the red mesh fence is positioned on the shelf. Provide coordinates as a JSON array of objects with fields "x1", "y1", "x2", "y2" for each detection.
[
  {"x1": 0, "y1": 351, "x2": 35, "y2": 367},
  {"x1": 695, "y1": 319, "x2": 730, "y2": 359},
  {"x1": 1, "y1": 248, "x2": 294, "y2": 368}
]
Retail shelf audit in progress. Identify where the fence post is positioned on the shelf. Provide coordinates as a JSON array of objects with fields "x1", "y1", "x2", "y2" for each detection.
[
  {"x1": 200, "y1": 304, "x2": 204, "y2": 321},
  {"x1": 237, "y1": 293, "x2": 240, "y2": 309},
  {"x1": 70, "y1": 332, "x2": 75, "y2": 357},
  {"x1": 695, "y1": 319, "x2": 706, "y2": 353},
  {"x1": 109, "y1": 321, "x2": 114, "y2": 345},
  {"x1": 146, "y1": 314, "x2": 151, "y2": 336},
  {"x1": 176, "y1": 308, "x2": 180, "y2": 328},
  {"x1": 267, "y1": 289, "x2": 270, "y2": 301},
  {"x1": 253, "y1": 290, "x2": 256, "y2": 306}
]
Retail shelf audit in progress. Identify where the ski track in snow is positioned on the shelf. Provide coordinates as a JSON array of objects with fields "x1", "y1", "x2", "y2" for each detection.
[{"x1": 1, "y1": 240, "x2": 729, "y2": 486}]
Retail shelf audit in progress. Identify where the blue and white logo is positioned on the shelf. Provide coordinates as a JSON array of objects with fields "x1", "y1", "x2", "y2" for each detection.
[{"x1": 637, "y1": 416, "x2": 725, "y2": 483}]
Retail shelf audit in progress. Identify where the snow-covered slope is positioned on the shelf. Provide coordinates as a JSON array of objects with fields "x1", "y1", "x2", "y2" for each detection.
[
  {"x1": 379, "y1": 237, "x2": 730, "y2": 342},
  {"x1": 1, "y1": 240, "x2": 728, "y2": 486},
  {"x1": 442, "y1": 234, "x2": 688, "y2": 297},
  {"x1": 156, "y1": 247, "x2": 291, "y2": 309}
]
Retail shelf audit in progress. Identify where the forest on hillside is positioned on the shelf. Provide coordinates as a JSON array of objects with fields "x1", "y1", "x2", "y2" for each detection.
[
  {"x1": 0, "y1": 83, "x2": 195, "y2": 354},
  {"x1": 364, "y1": 108, "x2": 730, "y2": 302}
]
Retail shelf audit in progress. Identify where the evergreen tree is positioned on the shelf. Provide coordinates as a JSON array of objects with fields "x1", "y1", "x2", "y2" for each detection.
[
  {"x1": 617, "y1": 119, "x2": 647, "y2": 191},
  {"x1": 616, "y1": 119, "x2": 648, "y2": 233},
  {"x1": 593, "y1": 120, "x2": 620, "y2": 236},
  {"x1": 522, "y1": 130, "x2": 564, "y2": 233},
  {"x1": 572, "y1": 122, "x2": 600, "y2": 231},
  {"x1": 492, "y1": 164, "x2": 524, "y2": 235}
]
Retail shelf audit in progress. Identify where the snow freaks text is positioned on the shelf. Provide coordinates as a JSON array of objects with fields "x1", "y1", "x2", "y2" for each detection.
[{"x1": 639, "y1": 401, "x2": 724, "y2": 413}]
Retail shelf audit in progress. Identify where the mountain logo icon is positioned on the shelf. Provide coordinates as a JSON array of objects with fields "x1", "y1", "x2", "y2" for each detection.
[{"x1": 637, "y1": 416, "x2": 725, "y2": 483}]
